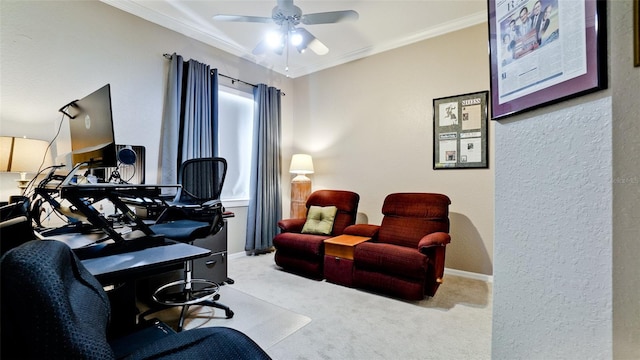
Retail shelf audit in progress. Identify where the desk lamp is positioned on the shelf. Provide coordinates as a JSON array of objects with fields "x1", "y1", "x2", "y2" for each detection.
[
  {"x1": 289, "y1": 153, "x2": 314, "y2": 218},
  {"x1": 0, "y1": 136, "x2": 52, "y2": 189}
]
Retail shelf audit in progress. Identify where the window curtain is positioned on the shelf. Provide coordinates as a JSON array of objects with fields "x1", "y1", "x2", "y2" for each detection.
[
  {"x1": 245, "y1": 84, "x2": 282, "y2": 254},
  {"x1": 160, "y1": 53, "x2": 219, "y2": 185}
]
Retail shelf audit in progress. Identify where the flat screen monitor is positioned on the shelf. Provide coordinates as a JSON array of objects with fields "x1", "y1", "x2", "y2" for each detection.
[{"x1": 66, "y1": 84, "x2": 117, "y2": 168}]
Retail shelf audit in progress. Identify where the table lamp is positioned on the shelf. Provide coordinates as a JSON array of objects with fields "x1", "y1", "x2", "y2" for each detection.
[
  {"x1": 289, "y1": 153, "x2": 314, "y2": 218},
  {"x1": 0, "y1": 136, "x2": 52, "y2": 189}
]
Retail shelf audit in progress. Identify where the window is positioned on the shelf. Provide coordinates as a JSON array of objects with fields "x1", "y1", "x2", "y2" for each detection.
[{"x1": 218, "y1": 86, "x2": 254, "y2": 206}]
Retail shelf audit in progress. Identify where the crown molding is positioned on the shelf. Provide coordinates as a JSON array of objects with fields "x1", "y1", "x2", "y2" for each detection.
[
  {"x1": 286, "y1": 11, "x2": 488, "y2": 78},
  {"x1": 100, "y1": 0, "x2": 261, "y2": 63},
  {"x1": 102, "y1": 1, "x2": 487, "y2": 78}
]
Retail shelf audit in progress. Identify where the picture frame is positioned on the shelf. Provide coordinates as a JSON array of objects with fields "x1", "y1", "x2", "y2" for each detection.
[
  {"x1": 635, "y1": 0, "x2": 640, "y2": 67},
  {"x1": 488, "y1": 0, "x2": 607, "y2": 120},
  {"x1": 433, "y1": 91, "x2": 488, "y2": 170}
]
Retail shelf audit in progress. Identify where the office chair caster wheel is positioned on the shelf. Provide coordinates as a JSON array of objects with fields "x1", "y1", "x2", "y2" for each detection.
[{"x1": 225, "y1": 309, "x2": 234, "y2": 319}]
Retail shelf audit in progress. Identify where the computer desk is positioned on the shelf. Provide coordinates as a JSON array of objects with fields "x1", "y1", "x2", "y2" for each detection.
[
  {"x1": 81, "y1": 241, "x2": 210, "y2": 285},
  {"x1": 78, "y1": 241, "x2": 212, "y2": 335}
]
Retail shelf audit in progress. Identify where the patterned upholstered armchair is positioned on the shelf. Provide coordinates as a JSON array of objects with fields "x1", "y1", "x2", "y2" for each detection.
[
  {"x1": 273, "y1": 190, "x2": 360, "y2": 279},
  {"x1": 345, "y1": 193, "x2": 451, "y2": 300}
]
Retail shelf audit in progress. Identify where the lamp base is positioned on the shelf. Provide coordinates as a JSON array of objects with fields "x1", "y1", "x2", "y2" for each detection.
[
  {"x1": 291, "y1": 176, "x2": 311, "y2": 219},
  {"x1": 16, "y1": 172, "x2": 30, "y2": 189}
]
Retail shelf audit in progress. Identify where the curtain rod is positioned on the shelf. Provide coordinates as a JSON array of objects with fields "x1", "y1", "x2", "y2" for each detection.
[
  {"x1": 217, "y1": 72, "x2": 256, "y2": 88},
  {"x1": 162, "y1": 53, "x2": 284, "y2": 95}
]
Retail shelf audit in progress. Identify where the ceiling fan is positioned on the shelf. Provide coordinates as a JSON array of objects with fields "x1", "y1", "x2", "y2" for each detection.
[{"x1": 213, "y1": 0, "x2": 359, "y2": 57}]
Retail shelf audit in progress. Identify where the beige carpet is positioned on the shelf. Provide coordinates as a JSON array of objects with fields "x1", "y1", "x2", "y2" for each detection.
[
  {"x1": 228, "y1": 251, "x2": 492, "y2": 360},
  {"x1": 151, "y1": 251, "x2": 492, "y2": 359}
]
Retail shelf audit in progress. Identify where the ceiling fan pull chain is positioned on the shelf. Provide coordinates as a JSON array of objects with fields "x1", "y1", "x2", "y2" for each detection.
[{"x1": 285, "y1": 31, "x2": 290, "y2": 74}]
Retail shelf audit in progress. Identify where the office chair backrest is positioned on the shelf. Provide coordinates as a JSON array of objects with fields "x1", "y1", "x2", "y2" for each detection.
[
  {"x1": 0, "y1": 198, "x2": 37, "y2": 255},
  {"x1": 1, "y1": 240, "x2": 115, "y2": 359},
  {"x1": 177, "y1": 157, "x2": 227, "y2": 205}
]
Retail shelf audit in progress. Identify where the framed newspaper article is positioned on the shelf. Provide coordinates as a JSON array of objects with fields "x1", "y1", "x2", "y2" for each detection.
[
  {"x1": 433, "y1": 91, "x2": 488, "y2": 170},
  {"x1": 488, "y1": 0, "x2": 607, "y2": 120}
]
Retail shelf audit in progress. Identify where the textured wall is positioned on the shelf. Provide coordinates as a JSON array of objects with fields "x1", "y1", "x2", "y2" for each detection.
[
  {"x1": 493, "y1": 96, "x2": 613, "y2": 358},
  {"x1": 493, "y1": 1, "x2": 640, "y2": 357}
]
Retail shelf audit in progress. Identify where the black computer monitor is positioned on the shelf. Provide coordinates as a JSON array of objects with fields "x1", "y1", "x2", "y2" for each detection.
[{"x1": 64, "y1": 84, "x2": 117, "y2": 169}]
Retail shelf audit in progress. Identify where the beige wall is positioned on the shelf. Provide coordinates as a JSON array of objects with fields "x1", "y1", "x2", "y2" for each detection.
[{"x1": 288, "y1": 24, "x2": 494, "y2": 275}]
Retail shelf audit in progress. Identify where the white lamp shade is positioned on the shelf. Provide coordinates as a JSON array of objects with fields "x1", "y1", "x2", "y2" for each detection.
[
  {"x1": 289, "y1": 154, "x2": 314, "y2": 174},
  {"x1": 0, "y1": 136, "x2": 53, "y2": 173},
  {"x1": 0, "y1": 137, "x2": 12, "y2": 171}
]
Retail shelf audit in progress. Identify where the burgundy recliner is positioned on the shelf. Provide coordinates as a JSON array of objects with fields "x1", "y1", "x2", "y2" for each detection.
[
  {"x1": 273, "y1": 190, "x2": 360, "y2": 279},
  {"x1": 345, "y1": 193, "x2": 451, "y2": 300}
]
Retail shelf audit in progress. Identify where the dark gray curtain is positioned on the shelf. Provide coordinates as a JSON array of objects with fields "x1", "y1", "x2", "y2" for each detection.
[
  {"x1": 245, "y1": 84, "x2": 282, "y2": 253},
  {"x1": 160, "y1": 53, "x2": 219, "y2": 185},
  {"x1": 160, "y1": 53, "x2": 183, "y2": 186}
]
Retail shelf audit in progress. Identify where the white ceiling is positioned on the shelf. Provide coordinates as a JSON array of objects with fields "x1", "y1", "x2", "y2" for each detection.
[{"x1": 102, "y1": 0, "x2": 488, "y2": 78}]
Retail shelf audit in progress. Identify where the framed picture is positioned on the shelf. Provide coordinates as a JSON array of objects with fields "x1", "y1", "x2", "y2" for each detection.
[
  {"x1": 488, "y1": 0, "x2": 607, "y2": 120},
  {"x1": 635, "y1": 0, "x2": 640, "y2": 67},
  {"x1": 433, "y1": 91, "x2": 488, "y2": 170}
]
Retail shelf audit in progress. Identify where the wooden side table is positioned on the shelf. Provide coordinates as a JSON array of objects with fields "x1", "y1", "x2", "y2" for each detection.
[{"x1": 324, "y1": 235, "x2": 371, "y2": 287}]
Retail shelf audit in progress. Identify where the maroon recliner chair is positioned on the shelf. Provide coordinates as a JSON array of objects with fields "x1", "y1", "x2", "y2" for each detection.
[
  {"x1": 273, "y1": 190, "x2": 360, "y2": 279},
  {"x1": 345, "y1": 193, "x2": 451, "y2": 300}
]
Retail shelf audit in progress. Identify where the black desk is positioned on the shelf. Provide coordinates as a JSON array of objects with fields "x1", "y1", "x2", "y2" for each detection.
[
  {"x1": 77, "y1": 241, "x2": 211, "y2": 335},
  {"x1": 82, "y1": 242, "x2": 210, "y2": 285}
]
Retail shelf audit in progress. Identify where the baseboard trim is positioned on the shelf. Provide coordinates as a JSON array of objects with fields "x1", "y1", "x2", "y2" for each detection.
[
  {"x1": 444, "y1": 267, "x2": 493, "y2": 283},
  {"x1": 229, "y1": 251, "x2": 247, "y2": 260},
  {"x1": 230, "y1": 251, "x2": 493, "y2": 283},
  {"x1": 229, "y1": 250, "x2": 274, "y2": 259}
]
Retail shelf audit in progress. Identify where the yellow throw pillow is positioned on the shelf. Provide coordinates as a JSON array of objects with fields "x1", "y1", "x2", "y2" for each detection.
[{"x1": 301, "y1": 205, "x2": 338, "y2": 235}]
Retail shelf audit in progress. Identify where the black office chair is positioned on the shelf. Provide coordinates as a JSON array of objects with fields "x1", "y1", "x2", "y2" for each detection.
[
  {"x1": 0, "y1": 240, "x2": 271, "y2": 360},
  {"x1": 142, "y1": 157, "x2": 233, "y2": 331},
  {"x1": 0, "y1": 196, "x2": 36, "y2": 256}
]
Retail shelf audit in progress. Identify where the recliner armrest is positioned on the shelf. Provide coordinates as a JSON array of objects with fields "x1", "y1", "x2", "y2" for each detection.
[
  {"x1": 418, "y1": 232, "x2": 451, "y2": 252},
  {"x1": 343, "y1": 224, "x2": 380, "y2": 238},
  {"x1": 277, "y1": 218, "x2": 306, "y2": 232}
]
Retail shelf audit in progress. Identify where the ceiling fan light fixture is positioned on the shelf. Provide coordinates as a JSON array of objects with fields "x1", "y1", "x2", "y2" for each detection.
[
  {"x1": 215, "y1": 0, "x2": 358, "y2": 62},
  {"x1": 266, "y1": 30, "x2": 284, "y2": 49},
  {"x1": 290, "y1": 32, "x2": 303, "y2": 46}
]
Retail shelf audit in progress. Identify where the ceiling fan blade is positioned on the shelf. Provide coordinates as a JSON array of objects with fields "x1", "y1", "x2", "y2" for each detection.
[
  {"x1": 295, "y1": 28, "x2": 329, "y2": 55},
  {"x1": 213, "y1": 14, "x2": 274, "y2": 23},
  {"x1": 252, "y1": 39, "x2": 269, "y2": 55},
  {"x1": 301, "y1": 10, "x2": 358, "y2": 25},
  {"x1": 252, "y1": 37, "x2": 284, "y2": 56},
  {"x1": 307, "y1": 38, "x2": 329, "y2": 55}
]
